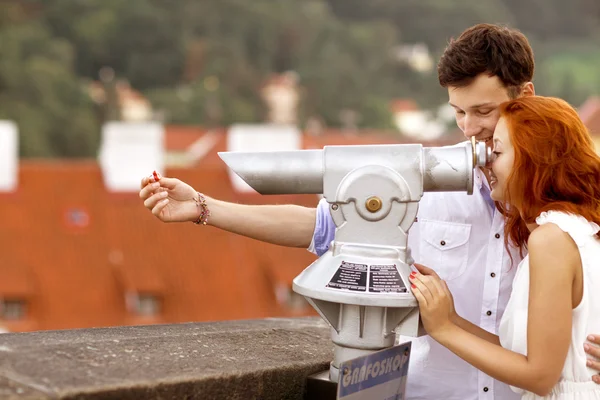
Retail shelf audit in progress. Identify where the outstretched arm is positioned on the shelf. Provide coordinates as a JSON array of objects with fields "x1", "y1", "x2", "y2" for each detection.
[
  {"x1": 139, "y1": 174, "x2": 317, "y2": 248},
  {"x1": 207, "y1": 198, "x2": 317, "y2": 248}
]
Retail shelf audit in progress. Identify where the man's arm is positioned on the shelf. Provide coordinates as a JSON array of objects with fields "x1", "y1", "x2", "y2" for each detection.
[
  {"x1": 207, "y1": 198, "x2": 316, "y2": 248},
  {"x1": 139, "y1": 175, "x2": 317, "y2": 248},
  {"x1": 585, "y1": 335, "x2": 600, "y2": 383}
]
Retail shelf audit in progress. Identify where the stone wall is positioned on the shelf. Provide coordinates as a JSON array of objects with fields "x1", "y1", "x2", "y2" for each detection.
[{"x1": 0, "y1": 318, "x2": 332, "y2": 400}]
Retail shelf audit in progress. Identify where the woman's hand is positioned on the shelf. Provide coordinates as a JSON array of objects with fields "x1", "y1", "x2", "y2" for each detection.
[
  {"x1": 413, "y1": 264, "x2": 458, "y2": 321},
  {"x1": 409, "y1": 266, "x2": 457, "y2": 339},
  {"x1": 139, "y1": 173, "x2": 200, "y2": 223}
]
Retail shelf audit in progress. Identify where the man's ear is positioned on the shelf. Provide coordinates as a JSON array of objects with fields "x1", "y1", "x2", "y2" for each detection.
[{"x1": 521, "y1": 82, "x2": 535, "y2": 97}]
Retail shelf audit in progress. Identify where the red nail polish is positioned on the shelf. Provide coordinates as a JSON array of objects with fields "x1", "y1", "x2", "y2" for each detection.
[
  {"x1": 411, "y1": 284, "x2": 416, "y2": 289},
  {"x1": 153, "y1": 170, "x2": 161, "y2": 181}
]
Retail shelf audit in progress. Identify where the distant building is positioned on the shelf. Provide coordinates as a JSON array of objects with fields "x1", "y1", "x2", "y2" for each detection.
[
  {"x1": 260, "y1": 72, "x2": 300, "y2": 125},
  {"x1": 580, "y1": 96, "x2": 600, "y2": 134},
  {"x1": 392, "y1": 43, "x2": 434, "y2": 73},
  {"x1": 89, "y1": 80, "x2": 155, "y2": 122},
  {"x1": 578, "y1": 96, "x2": 600, "y2": 151},
  {"x1": 390, "y1": 99, "x2": 446, "y2": 140}
]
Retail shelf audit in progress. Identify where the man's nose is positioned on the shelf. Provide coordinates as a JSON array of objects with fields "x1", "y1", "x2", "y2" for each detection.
[{"x1": 463, "y1": 115, "x2": 481, "y2": 138}]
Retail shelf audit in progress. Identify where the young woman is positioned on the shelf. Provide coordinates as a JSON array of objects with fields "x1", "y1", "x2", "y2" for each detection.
[{"x1": 410, "y1": 96, "x2": 600, "y2": 399}]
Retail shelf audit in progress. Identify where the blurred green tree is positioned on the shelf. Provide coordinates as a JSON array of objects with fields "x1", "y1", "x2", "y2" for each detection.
[
  {"x1": 0, "y1": 0, "x2": 598, "y2": 158},
  {"x1": 0, "y1": 2, "x2": 99, "y2": 158}
]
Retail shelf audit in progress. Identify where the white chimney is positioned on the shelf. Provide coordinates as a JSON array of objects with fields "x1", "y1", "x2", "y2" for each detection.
[
  {"x1": 0, "y1": 121, "x2": 18, "y2": 192},
  {"x1": 98, "y1": 122, "x2": 164, "y2": 192},
  {"x1": 226, "y1": 124, "x2": 301, "y2": 193}
]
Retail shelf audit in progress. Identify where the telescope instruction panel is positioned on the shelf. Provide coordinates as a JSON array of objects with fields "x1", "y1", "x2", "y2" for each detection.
[
  {"x1": 326, "y1": 261, "x2": 406, "y2": 293},
  {"x1": 327, "y1": 261, "x2": 368, "y2": 291},
  {"x1": 369, "y1": 264, "x2": 406, "y2": 293}
]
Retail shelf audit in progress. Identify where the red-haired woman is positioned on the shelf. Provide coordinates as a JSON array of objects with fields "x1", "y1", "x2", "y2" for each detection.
[{"x1": 410, "y1": 96, "x2": 600, "y2": 399}]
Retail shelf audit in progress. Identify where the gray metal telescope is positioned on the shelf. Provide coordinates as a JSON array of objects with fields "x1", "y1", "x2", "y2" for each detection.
[{"x1": 218, "y1": 138, "x2": 490, "y2": 383}]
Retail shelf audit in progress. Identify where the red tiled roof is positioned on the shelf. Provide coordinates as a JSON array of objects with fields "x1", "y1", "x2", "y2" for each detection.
[
  {"x1": 302, "y1": 130, "x2": 461, "y2": 148},
  {"x1": 0, "y1": 129, "x2": 469, "y2": 332},
  {"x1": 165, "y1": 125, "x2": 215, "y2": 151},
  {"x1": 390, "y1": 99, "x2": 419, "y2": 113},
  {"x1": 0, "y1": 158, "x2": 319, "y2": 332},
  {"x1": 165, "y1": 125, "x2": 463, "y2": 156},
  {"x1": 302, "y1": 131, "x2": 400, "y2": 148}
]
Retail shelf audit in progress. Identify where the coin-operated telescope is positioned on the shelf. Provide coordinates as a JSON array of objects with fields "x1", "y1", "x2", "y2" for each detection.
[{"x1": 219, "y1": 138, "x2": 490, "y2": 382}]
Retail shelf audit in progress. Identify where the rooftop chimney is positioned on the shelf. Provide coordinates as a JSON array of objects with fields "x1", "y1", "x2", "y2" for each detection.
[
  {"x1": 98, "y1": 122, "x2": 164, "y2": 192},
  {"x1": 0, "y1": 121, "x2": 18, "y2": 192}
]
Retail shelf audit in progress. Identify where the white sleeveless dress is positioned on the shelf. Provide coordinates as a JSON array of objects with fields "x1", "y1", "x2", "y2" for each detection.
[{"x1": 499, "y1": 211, "x2": 600, "y2": 399}]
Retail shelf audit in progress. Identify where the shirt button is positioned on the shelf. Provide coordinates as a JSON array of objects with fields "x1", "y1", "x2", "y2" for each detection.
[
  {"x1": 495, "y1": 233, "x2": 500, "y2": 239},
  {"x1": 440, "y1": 240, "x2": 446, "y2": 246},
  {"x1": 486, "y1": 310, "x2": 492, "y2": 316},
  {"x1": 483, "y1": 387, "x2": 489, "y2": 392},
  {"x1": 490, "y1": 272, "x2": 496, "y2": 278}
]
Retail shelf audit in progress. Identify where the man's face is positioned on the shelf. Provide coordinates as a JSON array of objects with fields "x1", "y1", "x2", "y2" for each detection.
[{"x1": 448, "y1": 74, "x2": 513, "y2": 146}]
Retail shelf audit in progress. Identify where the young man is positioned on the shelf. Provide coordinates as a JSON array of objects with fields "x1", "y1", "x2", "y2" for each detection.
[{"x1": 140, "y1": 23, "x2": 600, "y2": 399}]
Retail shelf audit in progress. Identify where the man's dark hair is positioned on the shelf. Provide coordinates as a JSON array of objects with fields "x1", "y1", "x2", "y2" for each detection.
[{"x1": 437, "y1": 23, "x2": 535, "y2": 98}]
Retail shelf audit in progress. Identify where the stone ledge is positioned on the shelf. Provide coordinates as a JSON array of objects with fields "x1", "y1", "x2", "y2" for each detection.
[{"x1": 0, "y1": 318, "x2": 332, "y2": 400}]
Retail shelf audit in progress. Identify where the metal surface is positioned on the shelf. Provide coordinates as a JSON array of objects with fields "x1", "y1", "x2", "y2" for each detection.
[
  {"x1": 218, "y1": 149, "x2": 323, "y2": 194},
  {"x1": 218, "y1": 141, "x2": 487, "y2": 195},
  {"x1": 366, "y1": 196, "x2": 382, "y2": 213},
  {"x1": 304, "y1": 370, "x2": 337, "y2": 400},
  {"x1": 219, "y1": 141, "x2": 489, "y2": 384}
]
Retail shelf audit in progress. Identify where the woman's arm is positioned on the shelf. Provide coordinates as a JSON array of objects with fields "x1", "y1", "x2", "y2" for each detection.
[
  {"x1": 411, "y1": 223, "x2": 578, "y2": 396},
  {"x1": 412, "y1": 263, "x2": 501, "y2": 345},
  {"x1": 452, "y1": 315, "x2": 501, "y2": 345}
]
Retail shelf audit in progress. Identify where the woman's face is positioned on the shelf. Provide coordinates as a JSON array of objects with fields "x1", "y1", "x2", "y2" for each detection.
[{"x1": 489, "y1": 117, "x2": 515, "y2": 202}]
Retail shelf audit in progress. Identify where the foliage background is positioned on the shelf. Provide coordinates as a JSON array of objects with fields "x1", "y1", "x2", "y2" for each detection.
[{"x1": 1, "y1": 0, "x2": 599, "y2": 158}]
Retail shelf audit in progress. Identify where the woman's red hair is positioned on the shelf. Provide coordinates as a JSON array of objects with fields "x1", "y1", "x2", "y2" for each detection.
[{"x1": 499, "y1": 96, "x2": 600, "y2": 253}]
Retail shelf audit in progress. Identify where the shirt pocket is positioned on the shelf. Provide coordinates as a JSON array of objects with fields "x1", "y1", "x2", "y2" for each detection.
[{"x1": 418, "y1": 219, "x2": 471, "y2": 281}]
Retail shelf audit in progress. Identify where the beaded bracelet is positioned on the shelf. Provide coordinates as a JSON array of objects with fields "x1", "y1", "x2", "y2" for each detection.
[{"x1": 193, "y1": 192, "x2": 211, "y2": 225}]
